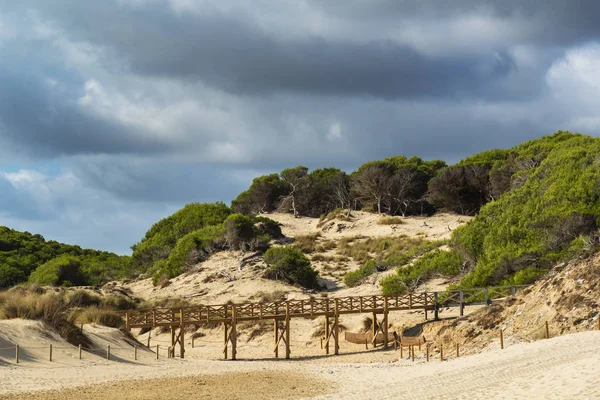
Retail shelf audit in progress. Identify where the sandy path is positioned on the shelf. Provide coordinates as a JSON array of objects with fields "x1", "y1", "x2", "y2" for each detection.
[{"x1": 1, "y1": 331, "x2": 599, "y2": 399}]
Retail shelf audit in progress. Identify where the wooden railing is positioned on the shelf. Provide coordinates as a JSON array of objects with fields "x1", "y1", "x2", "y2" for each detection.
[{"x1": 124, "y1": 285, "x2": 528, "y2": 329}]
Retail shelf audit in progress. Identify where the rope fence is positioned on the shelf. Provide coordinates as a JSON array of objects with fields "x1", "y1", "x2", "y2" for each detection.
[{"x1": 1, "y1": 314, "x2": 598, "y2": 365}]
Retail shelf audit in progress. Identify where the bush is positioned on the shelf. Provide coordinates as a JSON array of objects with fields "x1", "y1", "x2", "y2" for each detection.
[
  {"x1": 224, "y1": 214, "x2": 256, "y2": 250},
  {"x1": 253, "y1": 216, "x2": 283, "y2": 239},
  {"x1": 381, "y1": 250, "x2": 463, "y2": 295},
  {"x1": 343, "y1": 260, "x2": 382, "y2": 287},
  {"x1": 67, "y1": 290, "x2": 102, "y2": 308},
  {"x1": 263, "y1": 247, "x2": 319, "y2": 288},
  {"x1": 29, "y1": 255, "x2": 86, "y2": 287}
]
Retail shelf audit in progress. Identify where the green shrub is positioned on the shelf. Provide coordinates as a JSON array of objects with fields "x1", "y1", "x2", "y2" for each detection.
[
  {"x1": 343, "y1": 260, "x2": 381, "y2": 287},
  {"x1": 29, "y1": 255, "x2": 86, "y2": 287},
  {"x1": 263, "y1": 247, "x2": 319, "y2": 288},
  {"x1": 224, "y1": 214, "x2": 256, "y2": 250},
  {"x1": 381, "y1": 250, "x2": 462, "y2": 295},
  {"x1": 253, "y1": 216, "x2": 283, "y2": 239}
]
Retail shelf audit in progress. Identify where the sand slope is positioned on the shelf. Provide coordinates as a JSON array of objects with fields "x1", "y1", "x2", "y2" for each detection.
[{"x1": 1, "y1": 331, "x2": 598, "y2": 399}]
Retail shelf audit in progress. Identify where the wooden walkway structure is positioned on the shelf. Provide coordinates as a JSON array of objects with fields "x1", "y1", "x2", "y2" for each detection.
[{"x1": 124, "y1": 285, "x2": 527, "y2": 360}]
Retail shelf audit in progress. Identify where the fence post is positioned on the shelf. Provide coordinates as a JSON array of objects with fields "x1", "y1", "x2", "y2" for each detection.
[
  {"x1": 440, "y1": 344, "x2": 443, "y2": 361},
  {"x1": 434, "y1": 292, "x2": 439, "y2": 320},
  {"x1": 456, "y1": 343, "x2": 459, "y2": 358},
  {"x1": 411, "y1": 345, "x2": 414, "y2": 362},
  {"x1": 400, "y1": 344, "x2": 403, "y2": 359},
  {"x1": 156, "y1": 344, "x2": 159, "y2": 359},
  {"x1": 134, "y1": 345, "x2": 137, "y2": 361},
  {"x1": 545, "y1": 321, "x2": 550, "y2": 339},
  {"x1": 79, "y1": 344, "x2": 82, "y2": 360},
  {"x1": 192, "y1": 336, "x2": 195, "y2": 349},
  {"x1": 49, "y1": 344, "x2": 53, "y2": 362},
  {"x1": 511, "y1": 286, "x2": 517, "y2": 296},
  {"x1": 485, "y1": 288, "x2": 490, "y2": 306},
  {"x1": 459, "y1": 291, "x2": 464, "y2": 317},
  {"x1": 500, "y1": 329, "x2": 504, "y2": 350},
  {"x1": 107, "y1": 345, "x2": 111, "y2": 360},
  {"x1": 426, "y1": 343, "x2": 430, "y2": 362},
  {"x1": 15, "y1": 344, "x2": 19, "y2": 363}
]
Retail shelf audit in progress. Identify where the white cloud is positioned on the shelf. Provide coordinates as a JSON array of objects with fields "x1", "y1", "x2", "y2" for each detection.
[{"x1": 327, "y1": 122, "x2": 342, "y2": 141}]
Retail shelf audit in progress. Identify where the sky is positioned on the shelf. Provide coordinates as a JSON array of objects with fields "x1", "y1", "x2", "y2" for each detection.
[{"x1": 1, "y1": 1, "x2": 600, "y2": 254}]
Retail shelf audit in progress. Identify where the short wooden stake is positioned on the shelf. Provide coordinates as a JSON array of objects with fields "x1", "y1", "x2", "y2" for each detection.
[
  {"x1": 15, "y1": 344, "x2": 19, "y2": 363},
  {"x1": 365, "y1": 338, "x2": 368, "y2": 350},
  {"x1": 274, "y1": 319, "x2": 279, "y2": 358},
  {"x1": 400, "y1": 345, "x2": 403, "y2": 358},
  {"x1": 411, "y1": 345, "x2": 415, "y2": 362},
  {"x1": 134, "y1": 345, "x2": 138, "y2": 361},
  {"x1": 49, "y1": 344, "x2": 53, "y2": 362},
  {"x1": 394, "y1": 339, "x2": 397, "y2": 351},
  {"x1": 192, "y1": 336, "x2": 195, "y2": 349},
  {"x1": 321, "y1": 337, "x2": 323, "y2": 349},
  {"x1": 545, "y1": 321, "x2": 550, "y2": 339},
  {"x1": 426, "y1": 344, "x2": 430, "y2": 362},
  {"x1": 78, "y1": 344, "x2": 82, "y2": 360},
  {"x1": 440, "y1": 344, "x2": 443, "y2": 361},
  {"x1": 107, "y1": 345, "x2": 111, "y2": 360},
  {"x1": 156, "y1": 344, "x2": 159, "y2": 360},
  {"x1": 456, "y1": 343, "x2": 459, "y2": 358},
  {"x1": 598, "y1": 317, "x2": 600, "y2": 331},
  {"x1": 500, "y1": 329, "x2": 504, "y2": 350}
]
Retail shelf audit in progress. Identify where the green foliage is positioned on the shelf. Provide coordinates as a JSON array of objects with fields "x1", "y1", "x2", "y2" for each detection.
[
  {"x1": 132, "y1": 202, "x2": 231, "y2": 272},
  {"x1": 152, "y1": 225, "x2": 226, "y2": 285},
  {"x1": 343, "y1": 260, "x2": 380, "y2": 287},
  {"x1": 381, "y1": 250, "x2": 462, "y2": 295},
  {"x1": 0, "y1": 226, "x2": 131, "y2": 289},
  {"x1": 231, "y1": 174, "x2": 291, "y2": 214},
  {"x1": 453, "y1": 132, "x2": 600, "y2": 288},
  {"x1": 224, "y1": 214, "x2": 256, "y2": 250},
  {"x1": 263, "y1": 247, "x2": 319, "y2": 288},
  {"x1": 29, "y1": 255, "x2": 86, "y2": 287}
]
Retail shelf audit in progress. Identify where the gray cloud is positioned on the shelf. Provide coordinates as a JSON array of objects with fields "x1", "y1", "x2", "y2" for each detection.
[{"x1": 0, "y1": 0, "x2": 599, "y2": 253}]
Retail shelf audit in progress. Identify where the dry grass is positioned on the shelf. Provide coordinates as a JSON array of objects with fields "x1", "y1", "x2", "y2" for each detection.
[
  {"x1": 0, "y1": 290, "x2": 91, "y2": 347},
  {"x1": 317, "y1": 209, "x2": 354, "y2": 228},
  {"x1": 377, "y1": 216, "x2": 405, "y2": 225},
  {"x1": 337, "y1": 235, "x2": 426, "y2": 263},
  {"x1": 76, "y1": 307, "x2": 124, "y2": 328},
  {"x1": 315, "y1": 240, "x2": 337, "y2": 252},
  {"x1": 249, "y1": 290, "x2": 288, "y2": 303},
  {"x1": 293, "y1": 233, "x2": 321, "y2": 253}
]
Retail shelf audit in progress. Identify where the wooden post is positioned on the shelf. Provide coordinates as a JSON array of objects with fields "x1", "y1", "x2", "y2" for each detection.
[
  {"x1": 325, "y1": 316, "x2": 330, "y2": 355},
  {"x1": 511, "y1": 286, "x2": 517, "y2": 296},
  {"x1": 485, "y1": 288, "x2": 490, "y2": 306},
  {"x1": 170, "y1": 326, "x2": 175, "y2": 358},
  {"x1": 500, "y1": 329, "x2": 504, "y2": 349},
  {"x1": 147, "y1": 329, "x2": 151, "y2": 348},
  {"x1": 365, "y1": 338, "x2": 368, "y2": 350},
  {"x1": 274, "y1": 319, "x2": 279, "y2": 358},
  {"x1": 459, "y1": 291, "x2": 464, "y2": 317},
  {"x1": 125, "y1": 312, "x2": 129, "y2": 331},
  {"x1": 383, "y1": 297, "x2": 389, "y2": 348},
  {"x1": 320, "y1": 337, "x2": 323, "y2": 349},
  {"x1": 231, "y1": 305, "x2": 237, "y2": 361},
  {"x1": 456, "y1": 343, "x2": 459, "y2": 358},
  {"x1": 180, "y1": 309, "x2": 185, "y2": 359},
  {"x1": 545, "y1": 321, "x2": 550, "y2": 339},
  {"x1": 223, "y1": 322, "x2": 228, "y2": 360},
  {"x1": 49, "y1": 344, "x2": 53, "y2": 362},
  {"x1": 334, "y1": 299, "x2": 339, "y2": 355},
  {"x1": 156, "y1": 345, "x2": 159, "y2": 360},
  {"x1": 15, "y1": 344, "x2": 19, "y2": 363},
  {"x1": 411, "y1": 345, "x2": 414, "y2": 362},
  {"x1": 372, "y1": 312, "x2": 377, "y2": 348},
  {"x1": 400, "y1": 344, "x2": 403, "y2": 358},
  {"x1": 78, "y1": 344, "x2": 82, "y2": 360},
  {"x1": 440, "y1": 344, "x2": 443, "y2": 361},
  {"x1": 134, "y1": 345, "x2": 138, "y2": 361},
  {"x1": 192, "y1": 336, "x2": 195, "y2": 349},
  {"x1": 434, "y1": 292, "x2": 439, "y2": 320},
  {"x1": 394, "y1": 339, "x2": 397, "y2": 351},
  {"x1": 424, "y1": 292, "x2": 428, "y2": 320},
  {"x1": 285, "y1": 302, "x2": 291, "y2": 359},
  {"x1": 107, "y1": 345, "x2": 111, "y2": 360},
  {"x1": 426, "y1": 343, "x2": 430, "y2": 362}
]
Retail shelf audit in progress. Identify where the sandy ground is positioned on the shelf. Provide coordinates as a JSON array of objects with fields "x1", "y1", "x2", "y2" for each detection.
[{"x1": 1, "y1": 331, "x2": 598, "y2": 399}]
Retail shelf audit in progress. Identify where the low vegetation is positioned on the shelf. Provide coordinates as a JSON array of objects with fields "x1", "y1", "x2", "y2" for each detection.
[
  {"x1": 263, "y1": 247, "x2": 319, "y2": 288},
  {"x1": 377, "y1": 216, "x2": 405, "y2": 225}
]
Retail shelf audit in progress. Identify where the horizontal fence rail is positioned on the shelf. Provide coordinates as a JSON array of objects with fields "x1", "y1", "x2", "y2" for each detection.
[{"x1": 124, "y1": 285, "x2": 530, "y2": 329}]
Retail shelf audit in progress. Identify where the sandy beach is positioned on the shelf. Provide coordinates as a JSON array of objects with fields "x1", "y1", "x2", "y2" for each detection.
[{"x1": 1, "y1": 331, "x2": 599, "y2": 399}]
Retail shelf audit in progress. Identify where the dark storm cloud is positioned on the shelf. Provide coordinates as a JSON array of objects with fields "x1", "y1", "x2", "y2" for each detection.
[
  {"x1": 0, "y1": 0, "x2": 521, "y2": 100},
  {"x1": 0, "y1": 63, "x2": 170, "y2": 158}
]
